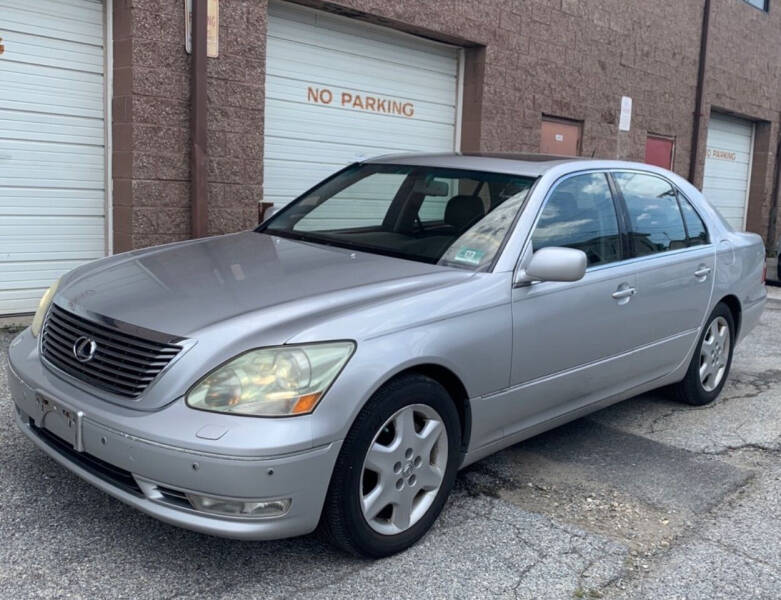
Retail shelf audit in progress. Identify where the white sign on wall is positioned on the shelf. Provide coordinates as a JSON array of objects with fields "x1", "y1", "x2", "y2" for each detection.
[
  {"x1": 619, "y1": 96, "x2": 632, "y2": 132},
  {"x1": 185, "y1": 0, "x2": 219, "y2": 57}
]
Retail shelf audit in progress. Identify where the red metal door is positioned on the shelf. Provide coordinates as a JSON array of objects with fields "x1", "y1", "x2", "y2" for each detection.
[{"x1": 645, "y1": 136, "x2": 674, "y2": 170}]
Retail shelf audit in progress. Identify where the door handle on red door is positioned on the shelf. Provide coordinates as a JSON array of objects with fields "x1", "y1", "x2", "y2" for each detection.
[{"x1": 694, "y1": 266, "x2": 712, "y2": 279}]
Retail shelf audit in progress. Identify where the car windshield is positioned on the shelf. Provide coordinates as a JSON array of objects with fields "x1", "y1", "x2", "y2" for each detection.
[{"x1": 260, "y1": 163, "x2": 536, "y2": 270}]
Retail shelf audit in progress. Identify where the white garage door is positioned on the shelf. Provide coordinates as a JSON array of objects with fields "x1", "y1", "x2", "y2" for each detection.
[
  {"x1": 0, "y1": 0, "x2": 106, "y2": 314},
  {"x1": 264, "y1": 1, "x2": 461, "y2": 207},
  {"x1": 702, "y1": 113, "x2": 754, "y2": 230}
]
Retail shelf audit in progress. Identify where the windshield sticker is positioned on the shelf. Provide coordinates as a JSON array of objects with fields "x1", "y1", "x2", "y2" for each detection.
[{"x1": 453, "y1": 247, "x2": 485, "y2": 266}]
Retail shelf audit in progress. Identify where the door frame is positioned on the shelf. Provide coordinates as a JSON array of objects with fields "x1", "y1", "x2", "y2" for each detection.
[
  {"x1": 741, "y1": 122, "x2": 756, "y2": 231},
  {"x1": 103, "y1": 0, "x2": 113, "y2": 256}
]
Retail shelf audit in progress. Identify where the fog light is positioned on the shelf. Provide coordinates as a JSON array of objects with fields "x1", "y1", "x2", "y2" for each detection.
[{"x1": 185, "y1": 493, "x2": 291, "y2": 518}]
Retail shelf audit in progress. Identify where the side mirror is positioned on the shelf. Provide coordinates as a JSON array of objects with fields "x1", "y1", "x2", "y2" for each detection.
[{"x1": 516, "y1": 246, "x2": 587, "y2": 284}]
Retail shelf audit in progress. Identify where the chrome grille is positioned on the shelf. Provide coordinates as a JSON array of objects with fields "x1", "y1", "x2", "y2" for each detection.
[{"x1": 41, "y1": 304, "x2": 182, "y2": 398}]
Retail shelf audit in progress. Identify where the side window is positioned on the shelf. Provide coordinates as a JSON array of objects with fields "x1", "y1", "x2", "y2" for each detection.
[
  {"x1": 613, "y1": 172, "x2": 687, "y2": 256},
  {"x1": 531, "y1": 173, "x2": 621, "y2": 266},
  {"x1": 678, "y1": 195, "x2": 709, "y2": 247}
]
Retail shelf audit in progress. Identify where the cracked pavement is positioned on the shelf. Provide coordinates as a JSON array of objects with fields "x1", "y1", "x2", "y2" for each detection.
[{"x1": 1, "y1": 301, "x2": 780, "y2": 599}]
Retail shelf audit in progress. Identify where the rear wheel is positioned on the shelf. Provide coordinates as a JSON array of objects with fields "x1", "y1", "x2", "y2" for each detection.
[
  {"x1": 671, "y1": 302, "x2": 735, "y2": 406},
  {"x1": 320, "y1": 374, "x2": 460, "y2": 558}
]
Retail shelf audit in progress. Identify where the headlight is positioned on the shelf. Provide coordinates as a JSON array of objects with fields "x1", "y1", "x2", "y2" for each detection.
[
  {"x1": 185, "y1": 342, "x2": 355, "y2": 417},
  {"x1": 31, "y1": 279, "x2": 60, "y2": 338}
]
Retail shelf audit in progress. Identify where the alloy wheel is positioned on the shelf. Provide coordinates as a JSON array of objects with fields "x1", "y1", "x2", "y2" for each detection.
[
  {"x1": 699, "y1": 316, "x2": 730, "y2": 392},
  {"x1": 360, "y1": 404, "x2": 448, "y2": 535}
]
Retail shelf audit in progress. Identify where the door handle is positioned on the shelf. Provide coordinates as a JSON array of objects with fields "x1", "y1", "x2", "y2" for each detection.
[
  {"x1": 611, "y1": 287, "x2": 636, "y2": 299},
  {"x1": 694, "y1": 266, "x2": 712, "y2": 278}
]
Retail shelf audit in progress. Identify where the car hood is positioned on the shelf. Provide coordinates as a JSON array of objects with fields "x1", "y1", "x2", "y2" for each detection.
[{"x1": 57, "y1": 232, "x2": 469, "y2": 339}]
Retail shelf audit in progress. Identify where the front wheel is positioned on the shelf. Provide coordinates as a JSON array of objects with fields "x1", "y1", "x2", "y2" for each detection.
[
  {"x1": 670, "y1": 302, "x2": 735, "y2": 406},
  {"x1": 320, "y1": 374, "x2": 460, "y2": 558}
]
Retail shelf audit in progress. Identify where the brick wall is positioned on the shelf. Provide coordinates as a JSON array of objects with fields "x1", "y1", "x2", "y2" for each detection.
[
  {"x1": 112, "y1": 0, "x2": 265, "y2": 252},
  {"x1": 114, "y1": 0, "x2": 781, "y2": 250}
]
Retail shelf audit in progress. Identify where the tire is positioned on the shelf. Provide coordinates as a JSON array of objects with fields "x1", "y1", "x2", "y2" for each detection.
[
  {"x1": 319, "y1": 373, "x2": 460, "y2": 558},
  {"x1": 670, "y1": 302, "x2": 735, "y2": 406}
]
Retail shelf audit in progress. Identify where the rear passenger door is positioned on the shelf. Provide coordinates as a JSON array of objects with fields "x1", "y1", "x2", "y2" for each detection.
[{"x1": 611, "y1": 171, "x2": 715, "y2": 372}]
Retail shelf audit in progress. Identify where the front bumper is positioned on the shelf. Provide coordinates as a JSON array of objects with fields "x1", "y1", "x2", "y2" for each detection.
[{"x1": 8, "y1": 330, "x2": 342, "y2": 540}]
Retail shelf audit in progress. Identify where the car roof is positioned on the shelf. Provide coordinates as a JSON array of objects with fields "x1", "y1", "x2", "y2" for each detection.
[{"x1": 363, "y1": 152, "x2": 588, "y2": 177}]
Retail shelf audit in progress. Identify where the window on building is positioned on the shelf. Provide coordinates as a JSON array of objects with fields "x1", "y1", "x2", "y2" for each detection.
[
  {"x1": 531, "y1": 173, "x2": 621, "y2": 266},
  {"x1": 613, "y1": 172, "x2": 688, "y2": 256},
  {"x1": 743, "y1": 0, "x2": 768, "y2": 11},
  {"x1": 540, "y1": 116, "x2": 582, "y2": 156}
]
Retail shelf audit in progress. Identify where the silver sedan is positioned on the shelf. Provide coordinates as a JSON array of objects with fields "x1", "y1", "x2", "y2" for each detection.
[{"x1": 8, "y1": 154, "x2": 767, "y2": 557}]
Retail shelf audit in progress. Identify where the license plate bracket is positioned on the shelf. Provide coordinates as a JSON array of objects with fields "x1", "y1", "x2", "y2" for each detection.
[{"x1": 32, "y1": 394, "x2": 84, "y2": 452}]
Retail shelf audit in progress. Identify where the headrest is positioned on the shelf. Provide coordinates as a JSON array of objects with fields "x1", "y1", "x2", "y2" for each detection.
[{"x1": 444, "y1": 195, "x2": 485, "y2": 231}]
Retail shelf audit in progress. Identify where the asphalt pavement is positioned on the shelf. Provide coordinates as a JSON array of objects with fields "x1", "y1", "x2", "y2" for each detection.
[{"x1": 1, "y1": 301, "x2": 779, "y2": 599}]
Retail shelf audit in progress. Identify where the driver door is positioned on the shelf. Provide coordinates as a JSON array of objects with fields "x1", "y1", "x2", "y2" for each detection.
[{"x1": 505, "y1": 172, "x2": 653, "y2": 436}]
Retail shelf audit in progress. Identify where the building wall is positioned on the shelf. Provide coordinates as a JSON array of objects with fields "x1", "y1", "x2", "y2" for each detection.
[
  {"x1": 112, "y1": 0, "x2": 781, "y2": 251},
  {"x1": 704, "y1": 0, "x2": 781, "y2": 240},
  {"x1": 112, "y1": 0, "x2": 265, "y2": 252}
]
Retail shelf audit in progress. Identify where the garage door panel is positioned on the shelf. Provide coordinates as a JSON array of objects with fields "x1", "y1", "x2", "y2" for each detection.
[
  {"x1": 0, "y1": 289, "x2": 55, "y2": 314},
  {"x1": 0, "y1": 234, "x2": 105, "y2": 259},
  {"x1": 704, "y1": 187, "x2": 749, "y2": 205},
  {"x1": 265, "y1": 2, "x2": 459, "y2": 208},
  {"x1": 2, "y1": 31, "x2": 103, "y2": 73},
  {"x1": 2, "y1": 60, "x2": 104, "y2": 95},
  {"x1": 267, "y1": 41, "x2": 457, "y2": 104},
  {"x1": 0, "y1": 0, "x2": 105, "y2": 314},
  {"x1": 0, "y1": 110, "x2": 103, "y2": 145},
  {"x1": 2, "y1": 67, "x2": 104, "y2": 118},
  {"x1": 264, "y1": 136, "x2": 435, "y2": 166},
  {"x1": 1, "y1": 2, "x2": 103, "y2": 46},
  {"x1": 702, "y1": 114, "x2": 753, "y2": 231},
  {"x1": 270, "y1": 2, "x2": 458, "y2": 75},
  {"x1": 266, "y1": 106, "x2": 455, "y2": 148},
  {"x1": 263, "y1": 159, "x2": 348, "y2": 199},
  {"x1": 702, "y1": 162, "x2": 752, "y2": 181},
  {"x1": 707, "y1": 115, "x2": 755, "y2": 139},
  {"x1": 708, "y1": 130, "x2": 751, "y2": 152},
  {"x1": 0, "y1": 188, "x2": 104, "y2": 216},
  {"x1": 0, "y1": 261, "x2": 87, "y2": 288}
]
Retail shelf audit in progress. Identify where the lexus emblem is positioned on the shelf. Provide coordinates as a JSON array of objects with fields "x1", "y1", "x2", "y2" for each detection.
[{"x1": 72, "y1": 336, "x2": 98, "y2": 362}]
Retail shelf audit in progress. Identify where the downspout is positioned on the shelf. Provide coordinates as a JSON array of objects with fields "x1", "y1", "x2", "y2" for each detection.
[
  {"x1": 688, "y1": 0, "x2": 711, "y2": 185},
  {"x1": 190, "y1": 0, "x2": 208, "y2": 237},
  {"x1": 767, "y1": 131, "x2": 781, "y2": 251}
]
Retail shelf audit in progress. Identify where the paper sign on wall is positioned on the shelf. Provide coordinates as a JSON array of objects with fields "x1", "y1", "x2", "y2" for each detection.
[
  {"x1": 619, "y1": 96, "x2": 632, "y2": 132},
  {"x1": 185, "y1": 0, "x2": 219, "y2": 57}
]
